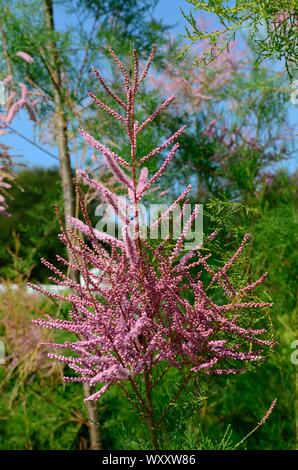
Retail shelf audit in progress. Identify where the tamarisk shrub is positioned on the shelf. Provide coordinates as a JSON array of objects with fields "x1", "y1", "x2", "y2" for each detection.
[{"x1": 31, "y1": 46, "x2": 275, "y2": 449}]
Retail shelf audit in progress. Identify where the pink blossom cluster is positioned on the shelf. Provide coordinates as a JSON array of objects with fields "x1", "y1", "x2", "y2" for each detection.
[
  {"x1": 0, "y1": 51, "x2": 36, "y2": 128},
  {"x1": 0, "y1": 51, "x2": 36, "y2": 216},
  {"x1": 32, "y1": 46, "x2": 273, "y2": 401},
  {"x1": 149, "y1": 40, "x2": 240, "y2": 114}
]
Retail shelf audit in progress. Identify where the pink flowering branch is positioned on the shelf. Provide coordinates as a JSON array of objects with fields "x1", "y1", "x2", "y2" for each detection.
[
  {"x1": 137, "y1": 95, "x2": 175, "y2": 134},
  {"x1": 138, "y1": 45, "x2": 157, "y2": 85},
  {"x1": 139, "y1": 125, "x2": 186, "y2": 165},
  {"x1": 91, "y1": 66, "x2": 127, "y2": 109},
  {"x1": 87, "y1": 90, "x2": 126, "y2": 123},
  {"x1": 78, "y1": 128, "x2": 130, "y2": 167},
  {"x1": 137, "y1": 143, "x2": 179, "y2": 199},
  {"x1": 32, "y1": 46, "x2": 275, "y2": 449}
]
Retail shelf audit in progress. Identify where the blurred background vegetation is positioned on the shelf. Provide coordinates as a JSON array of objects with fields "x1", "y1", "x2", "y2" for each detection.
[{"x1": 0, "y1": 0, "x2": 297, "y2": 450}]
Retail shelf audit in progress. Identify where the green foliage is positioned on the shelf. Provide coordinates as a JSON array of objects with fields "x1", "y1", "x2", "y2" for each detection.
[
  {"x1": 0, "y1": 168, "x2": 64, "y2": 281},
  {"x1": 0, "y1": 377, "x2": 88, "y2": 450},
  {"x1": 182, "y1": 0, "x2": 298, "y2": 79},
  {"x1": 251, "y1": 170, "x2": 298, "y2": 315}
]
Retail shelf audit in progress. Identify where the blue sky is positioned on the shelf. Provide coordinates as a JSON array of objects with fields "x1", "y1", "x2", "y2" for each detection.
[{"x1": 1, "y1": 0, "x2": 297, "y2": 171}]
